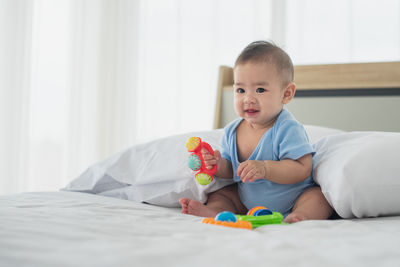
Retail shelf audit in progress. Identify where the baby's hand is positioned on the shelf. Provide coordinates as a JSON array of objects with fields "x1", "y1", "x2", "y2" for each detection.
[
  {"x1": 201, "y1": 148, "x2": 221, "y2": 170},
  {"x1": 237, "y1": 160, "x2": 267, "y2": 183}
]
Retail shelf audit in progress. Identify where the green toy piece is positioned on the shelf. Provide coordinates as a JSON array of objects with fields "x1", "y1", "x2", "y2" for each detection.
[{"x1": 236, "y1": 212, "x2": 288, "y2": 228}]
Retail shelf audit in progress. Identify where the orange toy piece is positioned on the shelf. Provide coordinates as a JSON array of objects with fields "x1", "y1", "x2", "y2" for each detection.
[{"x1": 201, "y1": 218, "x2": 252, "y2": 230}]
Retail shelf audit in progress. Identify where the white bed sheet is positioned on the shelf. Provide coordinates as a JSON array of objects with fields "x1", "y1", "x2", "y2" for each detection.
[{"x1": 1, "y1": 191, "x2": 400, "y2": 267}]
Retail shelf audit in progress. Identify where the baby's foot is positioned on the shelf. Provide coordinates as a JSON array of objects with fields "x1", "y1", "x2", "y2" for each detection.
[
  {"x1": 179, "y1": 198, "x2": 218, "y2": 218},
  {"x1": 283, "y1": 212, "x2": 308, "y2": 223}
]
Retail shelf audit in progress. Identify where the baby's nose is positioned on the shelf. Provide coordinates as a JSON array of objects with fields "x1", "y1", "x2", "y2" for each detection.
[{"x1": 244, "y1": 95, "x2": 256, "y2": 103}]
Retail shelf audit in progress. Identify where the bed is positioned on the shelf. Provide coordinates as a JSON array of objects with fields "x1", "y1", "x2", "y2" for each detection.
[
  {"x1": 1, "y1": 62, "x2": 400, "y2": 267},
  {"x1": 214, "y1": 61, "x2": 400, "y2": 131}
]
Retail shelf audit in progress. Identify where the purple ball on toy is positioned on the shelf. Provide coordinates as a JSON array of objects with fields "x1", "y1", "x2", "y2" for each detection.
[{"x1": 253, "y1": 209, "x2": 273, "y2": 216}]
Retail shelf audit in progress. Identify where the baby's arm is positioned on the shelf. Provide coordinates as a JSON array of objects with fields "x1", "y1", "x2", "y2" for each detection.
[
  {"x1": 238, "y1": 154, "x2": 312, "y2": 184},
  {"x1": 201, "y1": 148, "x2": 233, "y2": 179}
]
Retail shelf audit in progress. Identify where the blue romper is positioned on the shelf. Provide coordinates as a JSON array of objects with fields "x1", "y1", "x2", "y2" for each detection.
[{"x1": 220, "y1": 109, "x2": 315, "y2": 217}]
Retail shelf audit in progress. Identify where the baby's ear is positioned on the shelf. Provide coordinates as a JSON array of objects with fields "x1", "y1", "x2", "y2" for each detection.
[{"x1": 282, "y1": 82, "x2": 296, "y2": 104}]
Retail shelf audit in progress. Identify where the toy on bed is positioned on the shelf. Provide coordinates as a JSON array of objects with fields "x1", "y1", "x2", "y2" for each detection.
[
  {"x1": 186, "y1": 137, "x2": 218, "y2": 185},
  {"x1": 202, "y1": 206, "x2": 286, "y2": 230}
]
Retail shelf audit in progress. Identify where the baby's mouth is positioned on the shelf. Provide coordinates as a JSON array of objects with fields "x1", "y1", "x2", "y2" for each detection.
[{"x1": 245, "y1": 109, "x2": 259, "y2": 115}]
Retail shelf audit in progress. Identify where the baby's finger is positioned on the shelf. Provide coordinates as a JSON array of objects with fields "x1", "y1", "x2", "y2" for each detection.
[
  {"x1": 236, "y1": 162, "x2": 247, "y2": 177},
  {"x1": 247, "y1": 174, "x2": 257, "y2": 183},
  {"x1": 203, "y1": 159, "x2": 217, "y2": 169},
  {"x1": 213, "y1": 150, "x2": 221, "y2": 161},
  {"x1": 243, "y1": 171, "x2": 255, "y2": 183},
  {"x1": 240, "y1": 166, "x2": 252, "y2": 183},
  {"x1": 201, "y1": 148, "x2": 210, "y2": 156},
  {"x1": 202, "y1": 153, "x2": 214, "y2": 161}
]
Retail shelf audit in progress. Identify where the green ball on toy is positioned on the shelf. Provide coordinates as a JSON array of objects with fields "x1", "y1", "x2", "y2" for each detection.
[
  {"x1": 195, "y1": 173, "x2": 213, "y2": 185},
  {"x1": 188, "y1": 154, "x2": 201, "y2": 171}
]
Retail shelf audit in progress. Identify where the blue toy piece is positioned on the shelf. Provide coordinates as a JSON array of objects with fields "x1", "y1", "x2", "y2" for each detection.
[{"x1": 214, "y1": 211, "x2": 237, "y2": 222}]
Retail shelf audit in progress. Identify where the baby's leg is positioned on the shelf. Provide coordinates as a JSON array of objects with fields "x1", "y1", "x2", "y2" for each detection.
[
  {"x1": 179, "y1": 183, "x2": 247, "y2": 217},
  {"x1": 284, "y1": 186, "x2": 333, "y2": 223}
]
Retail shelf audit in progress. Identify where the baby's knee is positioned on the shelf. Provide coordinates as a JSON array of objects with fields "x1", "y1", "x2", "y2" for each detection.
[
  {"x1": 301, "y1": 186, "x2": 324, "y2": 200},
  {"x1": 206, "y1": 184, "x2": 247, "y2": 214},
  {"x1": 208, "y1": 187, "x2": 235, "y2": 203}
]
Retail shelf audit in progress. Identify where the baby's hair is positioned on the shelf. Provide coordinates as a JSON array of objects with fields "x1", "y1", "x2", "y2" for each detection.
[{"x1": 234, "y1": 40, "x2": 294, "y2": 87}]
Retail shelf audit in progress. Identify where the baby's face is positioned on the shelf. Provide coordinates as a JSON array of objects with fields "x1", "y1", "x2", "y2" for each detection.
[{"x1": 233, "y1": 61, "x2": 288, "y2": 128}]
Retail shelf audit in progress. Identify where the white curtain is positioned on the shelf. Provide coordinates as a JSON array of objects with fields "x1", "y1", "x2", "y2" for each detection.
[
  {"x1": 0, "y1": 0, "x2": 273, "y2": 194},
  {"x1": 284, "y1": 0, "x2": 400, "y2": 64},
  {"x1": 1, "y1": 0, "x2": 34, "y2": 194}
]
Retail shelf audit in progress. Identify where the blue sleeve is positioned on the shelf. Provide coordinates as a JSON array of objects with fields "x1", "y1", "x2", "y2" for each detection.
[
  {"x1": 275, "y1": 120, "x2": 315, "y2": 160},
  {"x1": 220, "y1": 129, "x2": 231, "y2": 162}
]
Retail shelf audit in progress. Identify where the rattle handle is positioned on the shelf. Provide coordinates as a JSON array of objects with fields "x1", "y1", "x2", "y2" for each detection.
[
  {"x1": 201, "y1": 141, "x2": 217, "y2": 175},
  {"x1": 201, "y1": 142, "x2": 214, "y2": 156}
]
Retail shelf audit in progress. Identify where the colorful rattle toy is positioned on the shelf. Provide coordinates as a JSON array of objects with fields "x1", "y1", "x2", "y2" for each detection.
[
  {"x1": 202, "y1": 206, "x2": 286, "y2": 230},
  {"x1": 186, "y1": 137, "x2": 217, "y2": 185}
]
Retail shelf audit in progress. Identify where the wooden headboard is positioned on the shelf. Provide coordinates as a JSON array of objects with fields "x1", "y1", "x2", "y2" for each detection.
[{"x1": 213, "y1": 62, "x2": 400, "y2": 132}]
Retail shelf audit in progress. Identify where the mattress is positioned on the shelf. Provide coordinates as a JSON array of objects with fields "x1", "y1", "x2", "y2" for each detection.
[{"x1": 1, "y1": 191, "x2": 400, "y2": 267}]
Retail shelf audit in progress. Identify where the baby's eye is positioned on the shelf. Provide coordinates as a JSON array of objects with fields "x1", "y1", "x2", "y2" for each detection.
[
  {"x1": 236, "y1": 88, "x2": 245, "y2": 94},
  {"x1": 256, "y1": 88, "x2": 266, "y2": 93}
]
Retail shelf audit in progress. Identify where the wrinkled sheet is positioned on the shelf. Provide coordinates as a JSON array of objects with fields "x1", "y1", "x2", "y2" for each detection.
[{"x1": 1, "y1": 192, "x2": 400, "y2": 267}]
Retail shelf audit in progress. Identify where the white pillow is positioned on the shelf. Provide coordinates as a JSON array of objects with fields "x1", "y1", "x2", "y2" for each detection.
[
  {"x1": 62, "y1": 125, "x2": 344, "y2": 208},
  {"x1": 313, "y1": 132, "x2": 400, "y2": 218},
  {"x1": 62, "y1": 130, "x2": 233, "y2": 207},
  {"x1": 304, "y1": 124, "x2": 345, "y2": 144}
]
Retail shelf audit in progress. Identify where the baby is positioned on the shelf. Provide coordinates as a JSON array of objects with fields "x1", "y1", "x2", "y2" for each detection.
[{"x1": 180, "y1": 41, "x2": 333, "y2": 223}]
